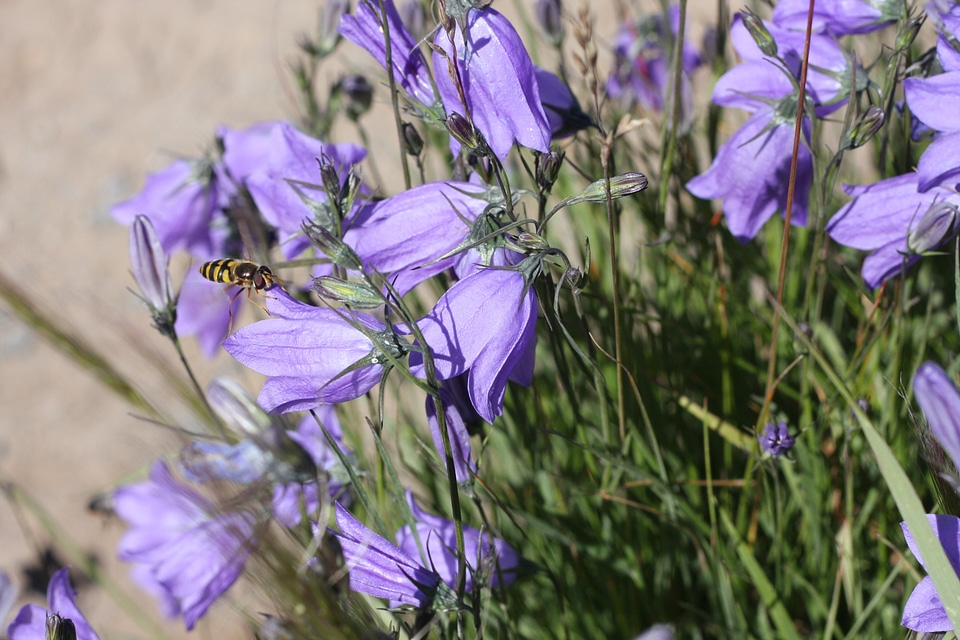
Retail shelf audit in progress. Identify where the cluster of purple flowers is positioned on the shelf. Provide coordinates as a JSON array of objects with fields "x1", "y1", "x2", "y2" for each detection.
[{"x1": 828, "y1": 2, "x2": 960, "y2": 290}]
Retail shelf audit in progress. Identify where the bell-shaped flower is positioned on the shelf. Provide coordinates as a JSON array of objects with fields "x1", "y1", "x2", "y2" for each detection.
[
  {"x1": 395, "y1": 491, "x2": 522, "y2": 591},
  {"x1": 111, "y1": 157, "x2": 232, "y2": 260},
  {"x1": 172, "y1": 268, "x2": 240, "y2": 358},
  {"x1": 826, "y1": 173, "x2": 960, "y2": 289},
  {"x1": 914, "y1": 362, "x2": 960, "y2": 475},
  {"x1": 686, "y1": 105, "x2": 811, "y2": 242},
  {"x1": 228, "y1": 121, "x2": 366, "y2": 259},
  {"x1": 426, "y1": 376, "x2": 479, "y2": 483},
  {"x1": 333, "y1": 503, "x2": 455, "y2": 609},
  {"x1": 433, "y1": 8, "x2": 551, "y2": 160},
  {"x1": 222, "y1": 288, "x2": 400, "y2": 413},
  {"x1": 535, "y1": 68, "x2": 593, "y2": 139},
  {"x1": 339, "y1": 0, "x2": 437, "y2": 107},
  {"x1": 900, "y1": 514, "x2": 960, "y2": 632},
  {"x1": 7, "y1": 569, "x2": 99, "y2": 640},
  {"x1": 904, "y1": 71, "x2": 960, "y2": 192},
  {"x1": 343, "y1": 181, "x2": 491, "y2": 294},
  {"x1": 410, "y1": 259, "x2": 538, "y2": 422},
  {"x1": 114, "y1": 461, "x2": 255, "y2": 630},
  {"x1": 772, "y1": 0, "x2": 898, "y2": 35}
]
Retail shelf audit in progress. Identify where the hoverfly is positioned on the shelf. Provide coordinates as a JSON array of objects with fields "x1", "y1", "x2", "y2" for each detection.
[{"x1": 199, "y1": 259, "x2": 281, "y2": 315}]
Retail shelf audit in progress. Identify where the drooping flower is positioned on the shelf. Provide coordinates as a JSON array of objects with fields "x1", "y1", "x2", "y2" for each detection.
[
  {"x1": 333, "y1": 503, "x2": 455, "y2": 609},
  {"x1": 433, "y1": 7, "x2": 551, "y2": 160},
  {"x1": 757, "y1": 421, "x2": 795, "y2": 458},
  {"x1": 411, "y1": 262, "x2": 539, "y2": 422},
  {"x1": 111, "y1": 157, "x2": 232, "y2": 260},
  {"x1": 900, "y1": 514, "x2": 960, "y2": 632},
  {"x1": 222, "y1": 288, "x2": 401, "y2": 413},
  {"x1": 7, "y1": 569, "x2": 99, "y2": 640},
  {"x1": 342, "y1": 181, "x2": 492, "y2": 294},
  {"x1": 114, "y1": 461, "x2": 255, "y2": 630},
  {"x1": 426, "y1": 376, "x2": 479, "y2": 483},
  {"x1": 772, "y1": 0, "x2": 898, "y2": 35},
  {"x1": 826, "y1": 173, "x2": 960, "y2": 289},
  {"x1": 535, "y1": 68, "x2": 593, "y2": 139},
  {"x1": 339, "y1": 0, "x2": 438, "y2": 108},
  {"x1": 395, "y1": 491, "x2": 522, "y2": 591}
]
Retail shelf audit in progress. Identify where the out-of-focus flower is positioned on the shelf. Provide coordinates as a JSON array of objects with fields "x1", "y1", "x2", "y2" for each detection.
[
  {"x1": 340, "y1": 0, "x2": 437, "y2": 107},
  {"x1": 606, "y1": 6, "x2": 702, "y2": 130},
  {"x1": 115, "y1": 461, "x2": 255, "y2": 630},
  {"x1": 632, "y1": 625, "x2": 674, "y2": 640},
  {"x1": 757, "y1": 422, "x2": 795, "y2": 458},
  {"x1": 772, "y1": 0, "x2": 898, "y2": 35},
  {"x1": 826, "y1": 173, "x2": 960, "y2": 289},
  {"x1": 0, "y1": 571, "x2": 16, "y2": 632},
  {"x1": 535, "y1": 68, "x2": 593, "y2": 139},
  {"x1": 535, "y1": 0, "x2": 563, "y2": 46},
  {"x1": 395, "y1": 491, "x2": 522, "y2": 591},
  {"x1": 172, "y1": 269, "x2": 239, "y2": 358},
  {"x1": 433, "y1": 8, "x2": 551, "y2": 160},
  {"x1": 7, "y1": 569, "x2": 99, "y2": 640},
  {"x1": 223, "y1": 289, "x2": 401, "y2": 413},
  {"x1": 900, "y1": 514, "x2": 960, "y2": 632},
  {"x1": 343, "y1": 181, "x2": 492, "y2": 294},
  {"x1": 111, "y1": 157, "x2": 232, "y2": 260},
  {"x1": 411, "y1": 263, "x2": 539, "y2": 422},
  {"x1": 426, "y1": 376, "x2": 479, "y2": 483},
  {"x1": 686, "y1": 106, "x2": 812, "y2": 241},
  {"x1": 340, "y1": 74, "x2": 374, "y2": 120},
  {"x1": 129, "y1": 215, "x2": 176, "y2": 336},
  {"x1": 333, "y1": 503, "x2": 456, "y2": 609}
]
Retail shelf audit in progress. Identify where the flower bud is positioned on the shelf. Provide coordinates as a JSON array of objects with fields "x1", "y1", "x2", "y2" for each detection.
[
  {"x1": 130, "y1": 215, "x2": 176, "y2": 337},
  {"x1": 399, "y1": 0, "x2": 429, "y2": 44},
  {"x1": 445, "y1": 112, "x2": 483, "y2": 153},
  {"x1": 207, "y1": 377, "x2": 272, "y2": 438},
  {"x1": 574, "y1": 172, "x2": 649, "y2": 204},
  {"x1": 312, "y1": 276, "x2": 385, "y2": 309},
  {"x1": 319, "y1": 156, "x2": 341, "y2": 201},
  {"x1": 536, "y1": 148, "x2": 565, "y2": 192},
  {"x1": 302, "y1": 221, "x2": 363, "y2": 270},
  {"x1": 908, "y1": 201, "x2": 960, "y2": 255},
  {"x1": 341, "y1": 74, "x2": 374, "y2": 121},
  {"x1": 315, "y1": 0, "x2": 348, "y2": 57},
  {"x1": 740, "y1": 8, "x2": 777, "y2": 58},
  {"x1": 535, "y1": 0, "x2": 564, "y2": 47},
  {"x1": 842, "y1": 106, "x2": 884, "y2": 151},
  {"x1": 895, "y1": 15, "x2": 924, "y2": 53},
  {"x1": 402, "y1": 121, "x2": 424, "y2": 156}
]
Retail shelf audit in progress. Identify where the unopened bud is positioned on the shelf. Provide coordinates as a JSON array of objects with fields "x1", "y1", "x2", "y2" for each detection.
[
  {"x1": 341, "y1": 74, "x2": 374, "y2": 121},
  {"x1": 446, "y1": 112, "x2": 484, "y2": 154},
  {"x1": 537, "y1": 149, "x2": 565, "y2": 192},
  {"x1": 740, "y1": 8, "x2": 777, "y2": 58},
  {"x1": 207, "y1": 377, "x2": 272, "y2": 437},
  {"x1": 535, "y1": 0, "x2": 564, "y2": 47},
  {"x1": 315, "y1": 0, "x2": 348, "y2": 57},
  {"x1": 319, "y1": 157, "x2": 341, "y2": 200},
  {"x1": 130, "y1": 215, "x2": 176, "y2": 337},
  {"x1": 516, "y1": 231, "x2": 550, "y2": 252},
  {"x1": 575, "y1": 172, "x2": 649, "y2": 204},
  {"x1": 908, "y1": 201, "x2": 960, "y2": 254},
  {"x1": 895, "y1": 15, "x2": 924, "y2": 53},
  {"x1": 402, "y1": 122, "x2": 424, "y2": 156},
  {"x1": 312, "y1": 276, "x2": 384, "y2": 309},
  {"x1": 399, "y1": 0, "x2": 429, "y2": 43},
  {"x1": 302, "y1": 221, "x2": 363, "y2": 270},
  {"x1": 842, "y1": 106, "x2": 885, "y2": 150}
]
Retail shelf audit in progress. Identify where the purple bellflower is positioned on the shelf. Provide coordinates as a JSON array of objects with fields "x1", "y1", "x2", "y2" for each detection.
[
  {"x1": 772, "y1": 0, "x2": 898, "y2": 35},
  {"x1": 426, "y1": 376, "x2": 479, "y2": 484},
  {"x1": 114, "y1": 461, "x2": 255, "y2": 630},
  {"x1": 339, "y1": 0, "x2": 438, "y2": 108},
  {"x1": 173, "y1": 268, "x2": 240, "y2": 358},
  {"x1": 914, "y1": 362, "x2": 960, "y2": 475},
  {"x1": 433, "y1": 7, "x2": 551, "y2": 160},
  {"x1": 535, "y1": 67, "x2": 593, "y2": 139},
  {"x1": 112, "y1": 157, "x2": 232, "y2": 260},
  {"x1": 411, "y1": 262, "x2": 538, "y2": 423},
  {"x1": 222, "y1": 288, "x2": 401, "y2": 413},
  {"x1": 900, "y1": 514, "x2": 960, "y2": 632},
  {"x1": 333, "y1": 503, "x2": 456, "y2": 609},
  {"x1": 757, "y1": 421, "x2": 796, "y2": 458},
  {"x1": 826, "y1": 173, "x2": 960, "y2": 290},
  {"x1": 395, "y1": 491, "x2": 522, "y2": 591},
  {"x1": 7, "y1": 569, "x2": 99, "y2": 640},
  {"x1": 232, "y1": 122, "x2": 366, "y2": 260},
  {"x1": 342, "y1": 180, "x2": 491, "y2": 294},
  {"x1": 606, "y1": 7, "x2": 702, "y2": 131},
  {"x1": 904, "y1": 71, "x2": 960, "y2": 192},
  {"x1": 129, "y1": 215, "x2": 176, "y2": 336}
]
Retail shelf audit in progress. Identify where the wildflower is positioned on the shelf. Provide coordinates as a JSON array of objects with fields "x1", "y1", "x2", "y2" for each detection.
[
  {"x1": 222, "y1": 288, "x2": 401, "y2": 413},
  {"x1": 757, "y1": 422, "x2": 795, "y2": 458},
  {"x1": 535, "y1": 68, "x2": 593, "y2": 139},
  {"x1": 433, "y1": 7, "x2": 551, "y2": 160},
  {"x1": 772, "y1": 0, "x2": 898, "y2": 35},
  {"x1": 342, "y1": 181, "x2": 492, "y2": 294},
  {"x1": 7, "y1": 569, "x2": 99, "y2": 640},
  {"x1": 129, "y1": 215, "x2": 176, "y2": 337},
  {"x1": 227, "y1": 121, "x2": 366, "y2": 260},
  {"x1": 900, "y1": 514, "x2": 960, "y2": 632},
  {"x1": 172, "y1": 268, "x2": 239, "y2": 358},
  {"x1": 903, "y1": 71, "x2": 960, "y2": 192},
  {"x1": 111, "y1": 157, "x2": 232, "y2": 259},
  {"x1": 826, "y1": 173, "x2": 960, "y2": 289},
  {"x1": 426, "y1": 376, "x2": 479, "y2": 483},
  {"x1": 395, "y1": 491, "x2": 522, "y2": 591},
  {"x1": 333, "y1": 503, "x2": 456, "y2": 609},
  {"x1": 339, "y1": 0, "x2": 437, "y2": 107},
  {"x1": 411, "y1": 261, "x2": 538, "y2": 423},
  {"x1": 114, "y1": 461, "x2": 255, "y2": 630},
  {"x1": 914, "y1": 362, "x2": 960, "y2": 472},
  {"x1": 535, "y1": 0, "x2": 563, "y2": 46}
]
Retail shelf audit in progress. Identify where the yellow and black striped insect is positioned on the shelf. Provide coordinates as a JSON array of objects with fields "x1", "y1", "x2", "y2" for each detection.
[{"x1": 199, "y1": 259, "x2": 281, "y2": 315}]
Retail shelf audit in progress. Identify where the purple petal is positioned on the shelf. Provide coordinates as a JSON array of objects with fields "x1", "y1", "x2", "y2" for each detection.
[
  {"x1": 902, "y1": 576, "x2": 951, "y2": 632},
  {"x1": 917, "y1": 131, "x2": 960, "y2": 192},
  {"x1": 914, "y1": 362, "x2": 960, "y2": 472},
  {"x1": 904, "y1": 73, "x2": 960, "y2": 134},
  {"x1": 174, "y1": 268, "x2": 239, "y2": 359},
  {"x1": 772, "y1": 0, "x2": 889, "y2": 35},
  {"x1": 861, "y1": 240, "x2": 918, "y2": 290},
  {"x1": 902, "y1": 514, "x2": 960, "y2": 574}
]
